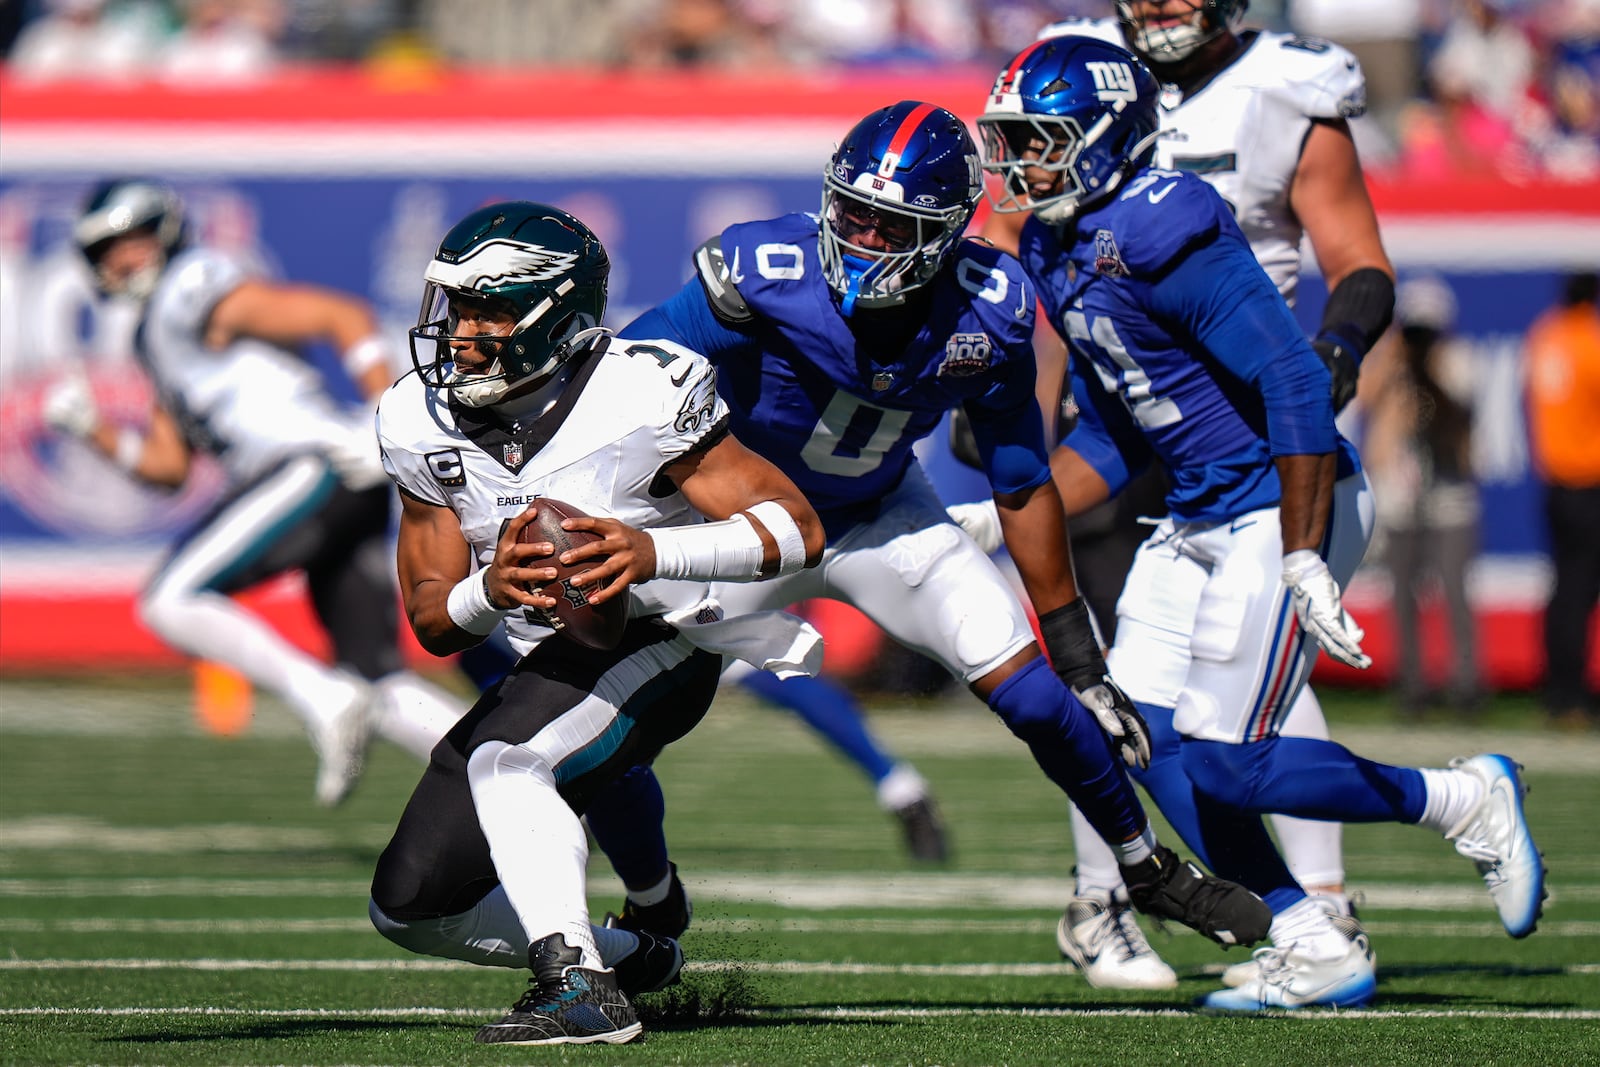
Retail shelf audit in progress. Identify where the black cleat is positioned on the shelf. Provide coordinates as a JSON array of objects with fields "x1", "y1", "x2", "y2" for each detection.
[
  {"x1": 474, "y1": 934, "x2": 641, "y2": 1046},
  {"x1": 892, "y1": 796, "x2": 951, "y2": 863},
  {"x1": 1119, "y1": 845, "x2": 1272, "y2": 948},
  {"x1": 610, "y1": 928, "x2": 684, "y2": 996},
  {"x1": 603, "y1": 862, "x2": 693, "y2": 940}
]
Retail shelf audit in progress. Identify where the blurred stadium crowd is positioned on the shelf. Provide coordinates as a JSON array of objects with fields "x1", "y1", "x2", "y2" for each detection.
[{"x1": 4, "y1": 0, "x2": 1599, "y2": 180}]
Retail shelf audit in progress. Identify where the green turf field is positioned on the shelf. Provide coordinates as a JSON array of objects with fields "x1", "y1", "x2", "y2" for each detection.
[{"x1": 2, "y1": 675, "x2": 1597, "y2": 1066}]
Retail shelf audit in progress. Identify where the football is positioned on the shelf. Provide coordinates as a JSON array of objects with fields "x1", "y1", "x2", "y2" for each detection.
[{"x1": 516, "y1": 498, "x2": 628, "y2": 651}]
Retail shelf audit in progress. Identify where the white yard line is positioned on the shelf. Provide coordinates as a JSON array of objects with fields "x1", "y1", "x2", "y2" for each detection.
[
  {"x1": 0, "y1": 872, "x2": 1593, "y2": 909},
  {"x1": 0, "y1": 1002, "x2": 1596, "y2": 1021},
  {"x1": 4, "y1": 958, "x2": 1598, "y2": 978},
  {"x1": 2, "y1": 916, "x2": 1598, "y2": 939}
]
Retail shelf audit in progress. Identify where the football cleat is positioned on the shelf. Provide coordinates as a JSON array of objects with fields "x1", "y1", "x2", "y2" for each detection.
[
  {"x1": 1058, "y1": 893, "x2": 1178, "y2": 990},
  {"x1": 1201, "y1": 928, "x2": 1377, "y2": 1011},
  {"x1": 609, "y1": 928, "x2": 684, "y2": 997},
  {"x1": 309, "y1": 680, "x2": 374, "y2": 808},
  {"x1": 892, "y1": 796, "x2": 951, "y2": 863},
  {"x1": 1222, "y1": 898, "x2": 1373, "y2": 989},
  {"x1": 603, "y1": 862, "x2": 693, "y2": 941},
  {"x1": 1447, "y1": 754, "x2": 1546, "y2": 938},
  {"x1": 1120, "y1": 845, "x2": 1272, "y2": 948},
  {"x1": 474, "y1": 934, "x2": 641, "y2": 1046}
]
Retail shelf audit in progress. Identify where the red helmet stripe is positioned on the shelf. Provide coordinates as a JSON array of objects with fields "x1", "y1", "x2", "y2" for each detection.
[
  {"x1": 886, "y1": 102, "x2": 940, "y2": 160},
  {"x1": 998, "y1": 38, "x2": 1050, "y2": 94}
]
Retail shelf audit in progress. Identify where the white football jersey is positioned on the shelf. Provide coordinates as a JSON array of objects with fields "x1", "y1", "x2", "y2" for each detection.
[
  {"x1": 138, "y1": 247, "x2": 369, "y2": 483},
  {"x1": 377, "y1": 335, "x2": 730, "y2": 655},
  {"x1": 1040, "y1": 20, "x2": 1367, "y2": 305}
]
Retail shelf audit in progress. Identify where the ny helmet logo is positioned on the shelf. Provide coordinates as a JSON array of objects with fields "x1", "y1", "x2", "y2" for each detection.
[{"x1": 1085, "y1": 61, "x2": 1137, "y2": 108}]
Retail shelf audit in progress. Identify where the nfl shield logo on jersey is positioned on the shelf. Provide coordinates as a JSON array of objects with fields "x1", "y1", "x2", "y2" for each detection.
[
  {"x1": 1094, "y1": 230, "x2": 1129, "y2": 277},
  {"x1": 502, "y1": 442, "x2": 523, "y2": 467}
]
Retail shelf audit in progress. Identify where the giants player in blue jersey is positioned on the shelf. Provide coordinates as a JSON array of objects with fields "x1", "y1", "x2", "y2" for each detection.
[
  {"x1": 978, "y1": 37, "x2": 1545, "y2": 1009},
  {"x1": 588, "y1": 100, "x2": 1271, "y2": 952}
]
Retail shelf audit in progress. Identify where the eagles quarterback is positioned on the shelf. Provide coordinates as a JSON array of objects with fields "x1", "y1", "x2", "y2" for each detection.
[
  {"x1": 368, "y1": 201, "x2": 831, "y2": 1046},
  {"x1": 954, "y1": 0, "x2": 1397, "y2": 991},
  {"x1": 587, "y1": 100, "x2": 1273, "y2": 958},
  {"x1": 978, "y1": 36, "x2": 1543, "y2": 1010}
]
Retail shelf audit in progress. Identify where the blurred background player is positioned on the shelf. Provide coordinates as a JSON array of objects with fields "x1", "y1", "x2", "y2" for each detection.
[
  {"x1": 954, "y1": 0, "x2": 1397, "y2": 989},
  {"x1": 978, "y1": 34, "x2": 1544, "y2": 1010},
  {"x1": 41, "y1": 178, "x2": 463, "y2": 806},
  {"x1": 1360, "y1": 275, "x2": 1484, "y2": 717},
  {"x1": 368, "y1": 199, "x2": 827, "y2": 1046},
  {"x1": 1524, "y1": 270, "x2": 1600, "y2": 731},
  {"x1": 593, "y1": 100, "x2": 1274, "y2": 956}
]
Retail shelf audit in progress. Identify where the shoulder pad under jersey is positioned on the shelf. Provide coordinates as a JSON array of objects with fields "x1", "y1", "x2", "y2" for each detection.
[
  {"x1": 1037, "y1": 16, "x2": 1122, "y2": 45},
  {"x1": 1098, "y1": 170, "x2": 1231, "y2": 277},
  {"x1": 1250, "y1": 31, "x2": 1368, "y2": 120},
  {"x1": 692, "y1": 236, "x2": 753, "y2": 325}
]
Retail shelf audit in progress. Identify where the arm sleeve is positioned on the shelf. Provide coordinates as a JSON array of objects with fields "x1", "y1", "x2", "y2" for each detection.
[
  {"x1": 1062, "y1": 357, "x2": 1149, "y2": 498},
  {"x1": 963, "y1": 316, "x2": 1055, "y2": 495},
  {"x1": 619, "y1": 276, "x2": 751, "y2": 360},
  {"x1": 1145, "y1": 238, "x2": 1338, "y2": 456}
]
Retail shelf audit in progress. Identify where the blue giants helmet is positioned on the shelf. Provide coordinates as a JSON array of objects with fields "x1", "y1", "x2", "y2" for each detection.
[
  {"x1": 819, "y1": 100, "x2": 982, "y2": 315},
  {"x1": 978, "y1": 37, "x2": 1162, "y2": 223}
]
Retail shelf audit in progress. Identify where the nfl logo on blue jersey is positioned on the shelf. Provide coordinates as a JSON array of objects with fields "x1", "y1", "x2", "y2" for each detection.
[
  {"x1": 1094, "y1": 229, "x2": 1128, "y2": 277},
  {"x1": 503, "y1": 442, "x2": 523, "y2": 467}
]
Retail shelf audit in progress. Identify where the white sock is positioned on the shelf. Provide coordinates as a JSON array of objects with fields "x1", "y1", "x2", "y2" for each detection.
[
  {"x1": 876, "y1": 763, "x2": 928, "y2": 811},
  {"x1": 373, "y1": 672, "x2": 464, "y2": 759},
  {"x1": 1070, "y1": 802, "x2": 1125, "y2": 896},
  {"x1": 1269, "y1": 897, "x2": 1347, "y2": 962},
  {"x1": 1417, "y1": 766, "x2": 1486, "y2": 836},
  {"x1": 628, "y1": 868, "x2": 675, "y2": 908},
  {"x1": 467, "y1": 740, "x2": 602, "y2": 970},
  {"x1": 1115, "y1": 824, "x2": 1158, "y2": 867}
]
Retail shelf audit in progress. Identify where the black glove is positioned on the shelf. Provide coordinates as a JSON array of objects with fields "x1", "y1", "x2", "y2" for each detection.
[
  {"x1": 1313, "y1": 335, "x2": 1359, "y2": 413},
  {"x1": 1037, "y1": 600, "x2": 1152, "y2": 769}
]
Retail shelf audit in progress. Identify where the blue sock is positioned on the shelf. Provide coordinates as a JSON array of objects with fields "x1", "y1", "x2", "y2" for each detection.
[
  {"x1": 987, "y1": 657, "x2": 1145, "y2": 845},
  {"x1": 1183, "y1": 735, "x2": 1428, "y2": 823},
  {"x1": 1133, "y1": 703, "x2": 1302, "y2": 913},
  {"x1": 740, "y1": 670, "x2": 897, "y2": 783},
  {"x1": 583, "y1": 763, "x2": 669, "y2": 891}
]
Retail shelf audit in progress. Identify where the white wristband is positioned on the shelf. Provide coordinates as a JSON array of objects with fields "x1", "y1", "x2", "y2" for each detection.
[
  {"x1": 446, "y1": 570, "x2": 510, "y2": 635},
  {"x1": 746, "y1": 500, "x2": 807, "y2": 576},
  {"x1": 648, "y1": 514, "x2": 765, "y2": 582},
  {"x1": 341, "y1": 334, "x2": 393, "y2": 379},
  {"x1": 112, "y1": 428, "x2": 144, "y2": 472}
]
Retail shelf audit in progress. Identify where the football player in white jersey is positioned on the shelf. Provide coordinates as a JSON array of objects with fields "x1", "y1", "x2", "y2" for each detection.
[
  {"x1": 43, "y1": 179, "x2": 467, "y2": 807},
  {"x1": 367, "y1": 201, "x2": 828, "y2": 1047},
  {"x1": 956, "y1": 0, "x2": 1397, "y2": 990}
]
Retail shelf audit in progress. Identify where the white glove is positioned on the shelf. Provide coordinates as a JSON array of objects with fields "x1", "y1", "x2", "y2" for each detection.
[
  {"x1": 325, "y1": 421, "x2": 390, "y2": 491},
  {"x1": 947, "y1": 498, "x2": 1002, "y2": 554},
  {"x1": 42, "y1": 371, "x2": 99, "y2": 439},
  {"x1": 1074, "y1": 677, "x2": 1153, "y2": 770},
  {"x1": 1282, "y1": 549, "x2": 1371, "y2": 669}
]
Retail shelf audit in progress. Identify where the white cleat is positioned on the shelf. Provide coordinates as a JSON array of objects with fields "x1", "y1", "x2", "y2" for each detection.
[
  {"x1": 1202, "y1": 931, "x2": 1377, "y2": 1011},
  {"x1": 310, "y1": 681, "x2": 375, "y2": 807},
  {"x1": 1058, "y1": 895, "x2": 1178, "y2": 990},
  {"x1": 1222, "y1": 898, "x2": 1373, "y2": 989},
  {"x1": 1448, "y1": 753, "x2": 1547, "y2": 938}
]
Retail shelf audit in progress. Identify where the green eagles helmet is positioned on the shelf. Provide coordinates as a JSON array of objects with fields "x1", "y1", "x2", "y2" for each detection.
[{"x1": 410, "y1": 201, "x2": 610, "y2": 407}]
